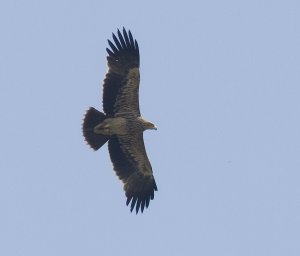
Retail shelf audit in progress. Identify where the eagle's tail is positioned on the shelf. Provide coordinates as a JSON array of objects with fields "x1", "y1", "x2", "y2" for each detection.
[{"x1": 82, "y1": 107, "x2": 109, "y2": 150}]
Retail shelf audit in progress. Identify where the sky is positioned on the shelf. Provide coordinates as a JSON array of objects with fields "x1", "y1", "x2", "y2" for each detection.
[{"x1": 1, "y1": 0, "x2": 300, "y2": 255}]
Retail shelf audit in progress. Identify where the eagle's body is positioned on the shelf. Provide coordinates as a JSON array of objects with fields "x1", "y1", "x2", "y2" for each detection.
[
  {"x1": 82, "y1": 28, "x2": 157, "y2": 214},
  {"x1": 94, "y1": 116, "x2": 154, "y2": 136}
]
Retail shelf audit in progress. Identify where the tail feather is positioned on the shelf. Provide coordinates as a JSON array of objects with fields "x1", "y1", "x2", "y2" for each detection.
[{"x1": 82, "y1": 107, "x2": 109, "y2": 150}]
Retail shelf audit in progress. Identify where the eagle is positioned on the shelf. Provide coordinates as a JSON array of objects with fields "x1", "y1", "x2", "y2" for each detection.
[{"x1": 82, "y1": 28, "x2": 157, "y2": 214}]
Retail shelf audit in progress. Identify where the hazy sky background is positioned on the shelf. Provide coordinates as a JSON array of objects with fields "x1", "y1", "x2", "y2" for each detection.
[{"x1": 1, "y1": 0, "x2": 300, "y2": 255}]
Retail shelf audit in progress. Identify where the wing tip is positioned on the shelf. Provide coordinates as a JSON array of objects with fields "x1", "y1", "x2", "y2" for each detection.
[
  {"x1": 125, "y1": 174, "x2": 157, "y2": 214},
  {"x1": 106, "y1": 27, "x2": 139, "y2": 66}
]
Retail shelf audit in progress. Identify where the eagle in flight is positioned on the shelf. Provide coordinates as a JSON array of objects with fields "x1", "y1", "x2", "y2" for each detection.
[{"x1": 82, "y1": 28, "x2": 157, "y2": 214}]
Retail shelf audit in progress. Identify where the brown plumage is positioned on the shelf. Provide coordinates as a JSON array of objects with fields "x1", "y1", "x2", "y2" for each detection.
[{"x1": 82, "y1": 28, "x2": 157, "y2": 214}]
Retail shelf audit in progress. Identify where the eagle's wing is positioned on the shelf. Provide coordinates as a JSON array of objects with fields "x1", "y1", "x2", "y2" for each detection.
[
  {"x1": 103, "y1": 28, "x2": 140, "y2": 117},
  {"x1": 108, "y1": 134, "x2": 157, "y2": 213}
]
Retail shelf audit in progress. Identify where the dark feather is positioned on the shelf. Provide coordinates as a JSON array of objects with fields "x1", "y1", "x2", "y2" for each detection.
[
  {"x1": 117, "y1": 29, "x2": 127, "y2": 48},
  {"x1": 82, "y1": 107, "x2": 109, "y2": 150},
  {"x1": 102, "y1": 72, "x2": 124, "y2": 117},
  {"x1": 106, "y1": 48, "x2": 115, "y2": 57},
  {"x1": 108, "y1": 137, "x2": 135, "y2": 180},
  {"x1": 122, "y1": 28, "x2": 130, "y2": 48},
  {"x1": 128, "y1": 30, "x2": 135, "y2": 50},
  {"x1": 107, "y1": 40, "x2": 119, "y2": 55}
]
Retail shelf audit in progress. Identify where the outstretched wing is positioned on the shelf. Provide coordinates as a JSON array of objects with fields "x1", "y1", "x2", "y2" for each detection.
[
  {"x1": 103, "y1": 28, "x2": 140, "y2": 117},
  {"x1": 108, "y1": 134, "x2": 157, "y2": 214}
]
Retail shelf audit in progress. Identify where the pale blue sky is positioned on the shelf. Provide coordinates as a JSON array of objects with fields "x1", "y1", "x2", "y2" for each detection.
[{"x1": 1, "y1": 0, "x2": 300, "y2": 255}]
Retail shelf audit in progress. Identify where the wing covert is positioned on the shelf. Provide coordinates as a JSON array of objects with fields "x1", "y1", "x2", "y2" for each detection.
[
  {"x1": 103, "y1": 28, "x2": 140, "y2": 117},
  {"x1": 108, "y1": 134, "x2": 157, "y2": 213}
]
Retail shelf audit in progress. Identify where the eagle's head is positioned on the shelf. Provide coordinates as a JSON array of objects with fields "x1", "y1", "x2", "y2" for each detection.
[{"x1": 140, "y1": 118, "x2": 157, "y2": 131}]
